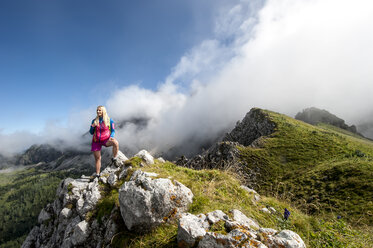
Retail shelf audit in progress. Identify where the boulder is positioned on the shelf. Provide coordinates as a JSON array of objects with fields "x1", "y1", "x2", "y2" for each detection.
[
  {"x1": 228, "y1": 228, "x2": 258, "y2": 241},
  {"x1": 198, "y1": 232, "x2": 237, "y2": 248},
  {"x1": 230, "y1": 209, "x2": 260, "y2": 230},
  {"x1": 177, "y1": 210, "x2": 269, "y2": 248},
  {"x1": 206, "y1": 210, "x2": 229, "y2": 224},
  {"x1": 240, "y1": 185, "x2": 258, "y2": 195},
  {"x1": 135, "y1": 150, "x2": 154, "y2": 165},
  {"x1": 259, "y1": 229, "x2": 306, "y2": 248},
  {"x1": 260, "y1": 208, "x2": 271, "y2": 214},
  {"x1": 157, "y1": 157, "x2": 166, "y2": 163},
  {"x1": 177, "y1": 213, "x2": 209, "y2": 248},
  {"x1": 113, "y1": 150, "x2": 129, "y2": 167},
  {"x1": 268, "y1": 207, "x2": 276, "y2": 213},
  {"x1": 119, "y1": 170, "x2": 193, "y2": 232}
]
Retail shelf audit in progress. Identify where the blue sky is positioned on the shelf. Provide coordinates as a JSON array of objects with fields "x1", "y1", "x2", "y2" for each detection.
[{"x1": 0, "y1": 0, "x2": 230, "y2": 133}]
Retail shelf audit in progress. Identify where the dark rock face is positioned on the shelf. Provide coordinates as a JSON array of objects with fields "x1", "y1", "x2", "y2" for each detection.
[
  {"x1": 181, "y1": 141, "x2": 243, "y2": 170},
  {"x1": 179, "y1": 108, "x2": 276, "y2": 172},
  {"x1": 295, "y1": 107, "x2": 359, "y2": 134},
  {"x1": 16, "y1": 144, "x2": 63, "y2": 165},
  {"x1": 223, "y1": 108, "x2": 277, "y2": 146}
]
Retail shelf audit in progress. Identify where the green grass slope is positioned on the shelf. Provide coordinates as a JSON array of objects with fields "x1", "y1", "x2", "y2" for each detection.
[
  {"x1": 92, "y1": 158, "x2": 372, "y2": 247},
  {"x1": 239, "y1": 109, "x2": 373, "y2": 226}
]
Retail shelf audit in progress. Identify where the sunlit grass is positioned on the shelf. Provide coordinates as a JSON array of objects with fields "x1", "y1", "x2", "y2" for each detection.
[{"x1": 96, "y1": 159, "x2": 372, "y2": 247}]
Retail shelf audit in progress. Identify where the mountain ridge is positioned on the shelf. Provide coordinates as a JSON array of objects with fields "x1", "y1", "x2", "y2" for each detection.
[{"x1": 1, "y1": 107, "x2": 372, "y2": 247}]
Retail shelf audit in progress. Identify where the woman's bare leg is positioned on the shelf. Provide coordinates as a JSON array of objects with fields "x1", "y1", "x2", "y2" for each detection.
[
  {"x1": 93, "y1": 150, "x2": 101, "y2": 174},
  {"x1": 105, "y1": 138, "x2": 119, "y2": 158}
]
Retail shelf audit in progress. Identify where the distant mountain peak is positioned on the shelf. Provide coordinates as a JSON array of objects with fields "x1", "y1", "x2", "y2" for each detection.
[{"x1": 295, "y1": 107, "x2": 359, "y2": 134}]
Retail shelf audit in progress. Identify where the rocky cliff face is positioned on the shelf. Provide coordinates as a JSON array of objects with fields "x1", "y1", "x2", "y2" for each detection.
[
  {"x1": 223, "y1": 108, "x2": 277, "y2": 146},
  {"x1": 178, "y1": 108, "x2": 276, "y2": 184}
]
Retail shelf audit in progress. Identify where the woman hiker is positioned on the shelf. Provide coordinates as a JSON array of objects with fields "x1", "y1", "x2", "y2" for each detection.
[{"x1": 89, "y1": 105, "x2": 119, "y2": 179}]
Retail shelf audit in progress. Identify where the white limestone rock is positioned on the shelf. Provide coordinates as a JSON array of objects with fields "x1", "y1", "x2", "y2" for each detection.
[
  {"x1": 240, "y1": 185, "x2": 258, "y2": 195},
  {"x1": 260, "y1": 230, "x2": 306, "y2": 248},
  {"x1": 108, "y1": 173, "x2": 118, "y2": 186},
  {"x1": 258, "y1": 228, "x2": 278, "y2": 236},
  {"x1": 268, "y1": 207, "x2": 276, "y2": 213},
  {"x1": 198, "y1": 232, "x2": 237, "y2": 248},
  {"x1": 260, "y1": 208, "x2": 271, "y2": 214},
  {"x1": 254, "y1": 194, "x2": 261, "y2": 202},
  {"x1": 229, "y1": 228, "x2": 258, "y2": 241},
  {"x1": 177, "y1": 213, "x2": 209, "y2": 247},
  {"x1": 135, "y1": 150, "x2": 154, "y2": 165},
  {"x1": 59, "y1": 208, "x2": 72, "y2": 221},
  {"x1": 71, "y1": 220, "x2": 91, "y2": 246},
  {"x1": 230, "y1": 209, "x2": 260, "y2": 230},
  {"x1": 206, "y1": 210, "x2": 229, "y2": 224},
  {"x1": 38, "y1": 208, "x2": 51, "y2": 224},
  {"x1": 157, "y1": 157, "x2": 166, "y2": 163},
  {"x1": 113, "y1": 150, "x2": 129, "y2": 167},
  {"x1": 119, "y1": 170, "x2": 193, "y2": 232}
]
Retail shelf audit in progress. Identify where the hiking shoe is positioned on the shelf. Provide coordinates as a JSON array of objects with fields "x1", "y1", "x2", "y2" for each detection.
[
  {"x1": 89, "y1": 173, "x2": 100, "y2": 182},
  {"x1": 111, "y1": 157, "x2": 119, "y2": 167}
]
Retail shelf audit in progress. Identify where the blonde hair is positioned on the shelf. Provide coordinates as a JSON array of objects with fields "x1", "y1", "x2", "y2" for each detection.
[{"x1": 94, "y1": 106, "x2": 110, "y2": 127}]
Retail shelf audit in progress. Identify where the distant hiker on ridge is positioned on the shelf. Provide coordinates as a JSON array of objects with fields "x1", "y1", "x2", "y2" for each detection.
[{"x1": 89, "y1": 105, "x2": 119, "y2": 179}]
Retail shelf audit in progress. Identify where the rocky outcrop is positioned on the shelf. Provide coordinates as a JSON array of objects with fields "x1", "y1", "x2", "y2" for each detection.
[
  {"x1": 223, "y1": 108, "x2": 277, "y2": 146},
  {"x1": 295, "y1": 107, "x2": 362, "y2": 136},
  {"x1": 22, "y1": 150, "x2": 195, "y2": 247},
  {"x1": 179, "y1": 108, "x2": 276, "y2": 187},
  {"x1": 118, "y1": 170, "x2": 193, "y2": 232},
  {"x1": 21, "y1": 176, "x2": 103, "y2": 248},
  {"x1": 177, "y1": 209, "x2": 306, "y2": 248},
  {"x1": 180, "y1": 141, "x2": 244, "y2": 170},
  {"x1": 21, "y1": 150, "x2": 131, "y2": 248},
  {"x1": 134, "y1": 149, "x2": 155, "y2": 165},
  {"x1": 180, "y1": 108, "x2": 276, "y2": 170}
]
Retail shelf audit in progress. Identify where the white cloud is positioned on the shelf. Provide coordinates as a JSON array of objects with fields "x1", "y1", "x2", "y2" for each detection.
[{"x1": 2, "y1": 0, "x2": 373, "y2": 157}]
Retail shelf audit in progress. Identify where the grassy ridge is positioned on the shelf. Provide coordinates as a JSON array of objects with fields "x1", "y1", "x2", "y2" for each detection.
[
  {"x1": 97, "y1": 159, "x2": 372, "y2": 247},
  {"x1": 239, "y1": 110, "x2": 373, "y2": 225}
]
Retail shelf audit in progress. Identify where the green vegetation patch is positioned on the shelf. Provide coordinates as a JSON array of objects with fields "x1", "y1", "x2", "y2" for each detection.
[
  {"x1": 96, "y1": 189, "x2": 120, "y2": 224},
  {"x1": 239, "y1": 110, "x2": 373, "y2": 226},
  {"x1": 0, "y1": 167, "x2": 79, "y2": 247},
  {"x1": 107, "y1": 161, "x2": 371, "y2": 247}
]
